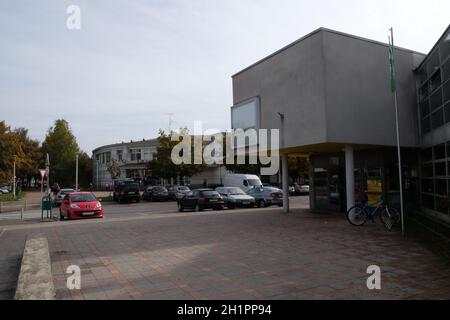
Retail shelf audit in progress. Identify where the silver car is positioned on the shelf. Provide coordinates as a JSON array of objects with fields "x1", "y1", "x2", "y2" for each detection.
[
  {"x1": 216, "y1": 187, "x2": 256, "y2": 209},
  {"x1": 54, "y1": 188, "x2": 75, "y2": 207}
]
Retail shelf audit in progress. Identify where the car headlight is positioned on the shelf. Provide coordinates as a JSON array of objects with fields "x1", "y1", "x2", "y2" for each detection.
[
  {"x1": 70, "y1": 204, "x2": 79, "y2": 209},
  {"x1": 96, "y1": 202, "x2": 102, "y2": 208}
]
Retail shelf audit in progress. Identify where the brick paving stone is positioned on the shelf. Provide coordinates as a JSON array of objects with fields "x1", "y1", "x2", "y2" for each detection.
[{"x1": 1, "y1": 207, "x2": 450, "y2": 300}]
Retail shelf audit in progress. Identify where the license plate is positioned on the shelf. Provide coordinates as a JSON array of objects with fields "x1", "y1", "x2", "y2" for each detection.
[
  {"x1": 82, "y1": 212, "x2": 95, "y2": 216},
  {"x1": 242, "y1": 201, "x2": 250, "y2": 205},
  {"x1": 209, "y1": 199, "x2": 218, "y2": 202},
  {"x1": 128, "y1": 192, "x2": 135, "y2": 195}
]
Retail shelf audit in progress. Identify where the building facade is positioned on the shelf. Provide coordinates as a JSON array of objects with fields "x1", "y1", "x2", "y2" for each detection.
[
  {"x1": 92, "y1": 139, "x2": 159, "y2": 187},
  {"x1": 231, "y1": 26, "x2": 450, "y2": 226},
  {"x1": 92, "y1": 139, "x2": 229, "y2": 188}
]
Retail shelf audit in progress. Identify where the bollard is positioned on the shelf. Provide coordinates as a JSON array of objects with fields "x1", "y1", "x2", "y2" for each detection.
[
  {"x1": 25, "y1": 200, "x2": 27, "y2": 211},
  {"x1": 21, "y1": 208, "x2": 24, "y2": 220}
]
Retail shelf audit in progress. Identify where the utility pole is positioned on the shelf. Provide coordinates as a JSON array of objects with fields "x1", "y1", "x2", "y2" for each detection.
[
  {"x1": 96, "y1": 160, "x2": 99, "y2": 189},
  {"x1": 13, "y1": 155, "x2": 16, "y2": 199},
  {"x1": 45, "y1": 153, "x2": 50, "y2": 195},
  {"x1": 277, "y1": 112, "x2": 289, "y2": 213},
  {"x1": 389, "y1": 27, "x2": 405, "y2": 236},
  {"x1": 75, "y1": 153, "x2": 79, "y2": 191}
]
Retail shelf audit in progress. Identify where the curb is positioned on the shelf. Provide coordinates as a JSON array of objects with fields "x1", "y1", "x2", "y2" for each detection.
[{"x1": 14, "y1": 236, "x2": 56, "y2": 300}]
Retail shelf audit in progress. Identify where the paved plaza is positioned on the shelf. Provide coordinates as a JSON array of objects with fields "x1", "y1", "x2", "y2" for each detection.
[{"x1": 0, "y1": 197, "x2": 449, "y2": 300}]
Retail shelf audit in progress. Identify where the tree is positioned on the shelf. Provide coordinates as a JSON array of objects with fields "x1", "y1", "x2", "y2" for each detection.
[
  {"x1": 0, "y1": 121, "x2": 27, "y2": 185},
  {"x1": 107, "y1": 159, "x2": 121, "y2": 180},
  {"x1": 14, "y1": 127, "x2": 43, "y2": 187},
  {"x1": 148, "y1": 129, "x2": 206, "y2": 183},
  {"x1": 42, "y1": 119, "x2": 80, "y2": 187},
  {"x1": 77, "y1": 152, "x2": 93, "y2": 188}
]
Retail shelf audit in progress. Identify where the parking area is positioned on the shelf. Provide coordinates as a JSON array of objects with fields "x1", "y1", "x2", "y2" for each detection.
[{"x1": 0, "y1": 196, "x2": 450, "y2": 300}]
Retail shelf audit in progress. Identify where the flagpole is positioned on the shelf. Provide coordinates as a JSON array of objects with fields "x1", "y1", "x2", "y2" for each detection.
[{"x1": 390, "y1": 27, "x2": 405, "y2": 237}]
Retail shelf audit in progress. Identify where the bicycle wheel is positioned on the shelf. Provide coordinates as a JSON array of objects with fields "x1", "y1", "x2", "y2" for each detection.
[
  {"x1": 347, "y1": 205, "x2": 368, "y2": 226},
  {"x1": 380, "y1": 206, "x2": 401, "y2": 231}
]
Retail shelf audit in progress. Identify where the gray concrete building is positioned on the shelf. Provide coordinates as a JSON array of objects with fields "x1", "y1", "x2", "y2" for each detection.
[{"x1": 231, "y1": 26, "x2": 450, "y2": 226}]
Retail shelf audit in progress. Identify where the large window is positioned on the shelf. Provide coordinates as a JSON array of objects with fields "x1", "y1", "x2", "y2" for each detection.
[
  {"x1": 130, "y1": 148, "x2": 142, "y2": 161},
  {"x1": 418, "y1": 31, "x2": 449, "y2": 136},
  {"x1": 420, "y1": 142, "x2": 450, "y2": 215}
]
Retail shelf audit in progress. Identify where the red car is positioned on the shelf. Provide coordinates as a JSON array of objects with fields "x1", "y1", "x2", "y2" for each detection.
[{"x1": 59, "y1": 192, "x2": 104, "y2": 220}]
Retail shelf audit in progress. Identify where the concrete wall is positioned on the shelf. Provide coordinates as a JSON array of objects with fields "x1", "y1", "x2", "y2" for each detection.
[
  {"x1": 232, "y1": 30, "x2": 328, "y2": 148},
  {"x1": 322, "y1": 30, "x2": 424, "y2": 147},
  {"x1": 232, "y1": 28, "x2": 426, "y2": 150}
]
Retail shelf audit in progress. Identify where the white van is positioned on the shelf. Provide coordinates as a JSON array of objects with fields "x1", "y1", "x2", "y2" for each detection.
[{"x1": 223, "y1": 174, "x2": 263, "y2": 192}]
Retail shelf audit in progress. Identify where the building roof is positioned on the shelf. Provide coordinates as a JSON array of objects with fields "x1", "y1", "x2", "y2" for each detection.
[
  {"x1": 415, "y1": 24, "x2": 450, "y2": 71},
  {"x1": 232, "y1": 27, "x2": 426, "y2": 78},
  {"x1": 92, "y1": 138, "x2": 159, "y2": 154}
]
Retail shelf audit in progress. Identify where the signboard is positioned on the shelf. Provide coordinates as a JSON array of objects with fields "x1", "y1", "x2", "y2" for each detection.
[{"x1": 39, "y1": 169, "x2": 46, "y2": 179}]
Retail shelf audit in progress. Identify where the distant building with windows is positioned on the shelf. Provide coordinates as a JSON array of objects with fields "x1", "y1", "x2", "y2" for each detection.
[
  {"x1": 92, "y1": 139, "x2": 159, "y2": 187},
  {"x1": 92, "y1": 138, "x2": 229, "y2": 188}
]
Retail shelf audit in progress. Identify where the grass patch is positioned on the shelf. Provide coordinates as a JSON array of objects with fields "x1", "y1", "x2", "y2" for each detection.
[{"x1": 0, "y1": 192, "x2": 25, "y2": 202}]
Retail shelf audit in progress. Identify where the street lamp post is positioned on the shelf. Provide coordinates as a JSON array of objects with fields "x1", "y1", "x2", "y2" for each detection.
[
  {"x1": 75, "y1": 153, "x2": 79, "y2": 191},
  {"x1": 277, "y1": 112, "x2": 289, "y2": 213},
  {"x1": 96, "y1": 160, "x2": 99, "y2": 189},
  {"x1": 13, "y1": 155, "x2": 16, "y2": 199}
]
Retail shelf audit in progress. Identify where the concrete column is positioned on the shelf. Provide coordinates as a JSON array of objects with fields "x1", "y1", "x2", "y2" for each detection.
[
  {"x1": 282, "y1": 154, "x2": 289, "y2": 213},
  {"x1": 308, "y1": 158, "x2": 315, "y2": 210},
  {"x1": 344, "y1": 145, "x2": 355, "y2": 210}
]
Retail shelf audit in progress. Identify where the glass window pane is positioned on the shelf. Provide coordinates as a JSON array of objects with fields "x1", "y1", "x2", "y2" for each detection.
[
  {"x1": 434, "y1": 143, "x2": 446, "y2": 160},
  {"x1": 436, "y1": 196, "x2": 448, "y2": 214},
  {"x1": 435, "y1": 162, "x2": 446, "y2": 176},
  {"x1": 445, "y1": 102, "x2": 450, "y2": 123},
  {"x1": 430, "y1": 70, "x2": 441, "y2": 92},
  {"x1": 422, "y1": 163, "x2": 433, "y2": 177},
  {"x1": 431, "y1": 108, "x2": 444, "y2": 129},
  {"x1": 421, "y1": 193, "x2": 434, "y2": 209},
  {"x1": 444, "y1": 80, "x2": 450, "y2": 103},
  {"x1": 443, "y1": 59, "x2": 450, "y2": 82},
  {"x1": 422, "y1": 117, "x2": 431, "y2": 134},
  {"x1": 420, "y1": 99, "x2": 429, "y2": 118},
  {"x1": 436, "y1": 179, "x2": 447, "y2": 195},
  {"x1": 421, "y1": 179, "x2": 434, "y2": 193},
  {"x1": 420, "y1": 83, "x2": 429, "y2": 101},
  {"x1": 430, "y1": 89, "x2": 443, "y2": 111},
  {"x1": 421, "y1": 148, "x2": 433, "y2": 162}
]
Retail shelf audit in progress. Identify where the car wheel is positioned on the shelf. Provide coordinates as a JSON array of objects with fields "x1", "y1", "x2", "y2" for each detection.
[
  {"x1": 227, "y1": 203, "x2": 235, "y2": 209},
  {"x1": 195, "y1": 203, "x2": 202, "y2": 212},
  {"x1": 258, "y1": 199, "x2": 266, "y2": 208}
]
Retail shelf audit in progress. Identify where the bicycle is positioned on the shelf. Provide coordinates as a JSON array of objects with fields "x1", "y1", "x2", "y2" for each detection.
[{"x1": 346, "y1": 199, "x2": 401, "y2": 231}]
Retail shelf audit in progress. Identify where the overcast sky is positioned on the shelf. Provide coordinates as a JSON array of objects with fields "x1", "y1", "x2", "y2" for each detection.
[{"x1": 0, "y1": 0, "x2": 448, "y2": 153}]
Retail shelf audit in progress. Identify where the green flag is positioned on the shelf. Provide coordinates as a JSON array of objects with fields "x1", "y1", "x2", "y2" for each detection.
[{"x1": 388, "y1": 30, "x2": 396, "y2": 92}]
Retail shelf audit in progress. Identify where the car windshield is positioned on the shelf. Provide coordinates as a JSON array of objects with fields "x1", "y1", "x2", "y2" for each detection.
[
  {"x1": 179, "y1": 186, "x2": 189, "y2": 191},
  {"x1": 155, "y1": 187, "x2": 167, "y2": 191},
  {"x1": 202, "y1": 191, "x2": 219, "y2": 197},
  {"x1": 248, "y1": 179, "x2": 261, "y2": 186},
  {"x1": 61, "y1": 189, "x2": 75, "y2": 195},
  {"x1": 70, "y1": 193, "x2": 97, "y2": 202},
  {"x1": 265, "y1": 187, "x2": 281, "y2": 192},
  {"x1": 227, "y1": 188, "x2": 246, "y2": 195}
]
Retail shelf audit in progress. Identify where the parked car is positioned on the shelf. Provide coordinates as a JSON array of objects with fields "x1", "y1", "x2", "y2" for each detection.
[
  {"x1": 215, "y1": 187, "x2": 255, "y2": 209},
  {"x1": 54, "y1": 188, "x2": 75, "y2": 207},
  {"x1": 294, "y1": 183, "x2": 310, "y2": 195},
  {"x1": 113, "y1": 180, "x2": 141, "y2": 203},
  {"x1": 168, "y1": 185, "x2": 191, "y2": 201},
  {"x1": 143, "y1": 186, "x2": 169, "y2": 201},
  {"x1": 178, "y1": 189, "x2": 224, "y2": 211},
  {"x1": 0, "y1": 186, "x2": 10, "y2": 194},
  {"x1": 246, "y1": 186, "x2": 284, "y2": 207},
  {"x1": 289, "y1": 185, "x2": 296, "y2": 195},
  {"x1": 59, "y1": 192, "x2": 103, "y2": 220},
  {"x1": 223, "y1": 174, "x2": 263, "y2": 192}
]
